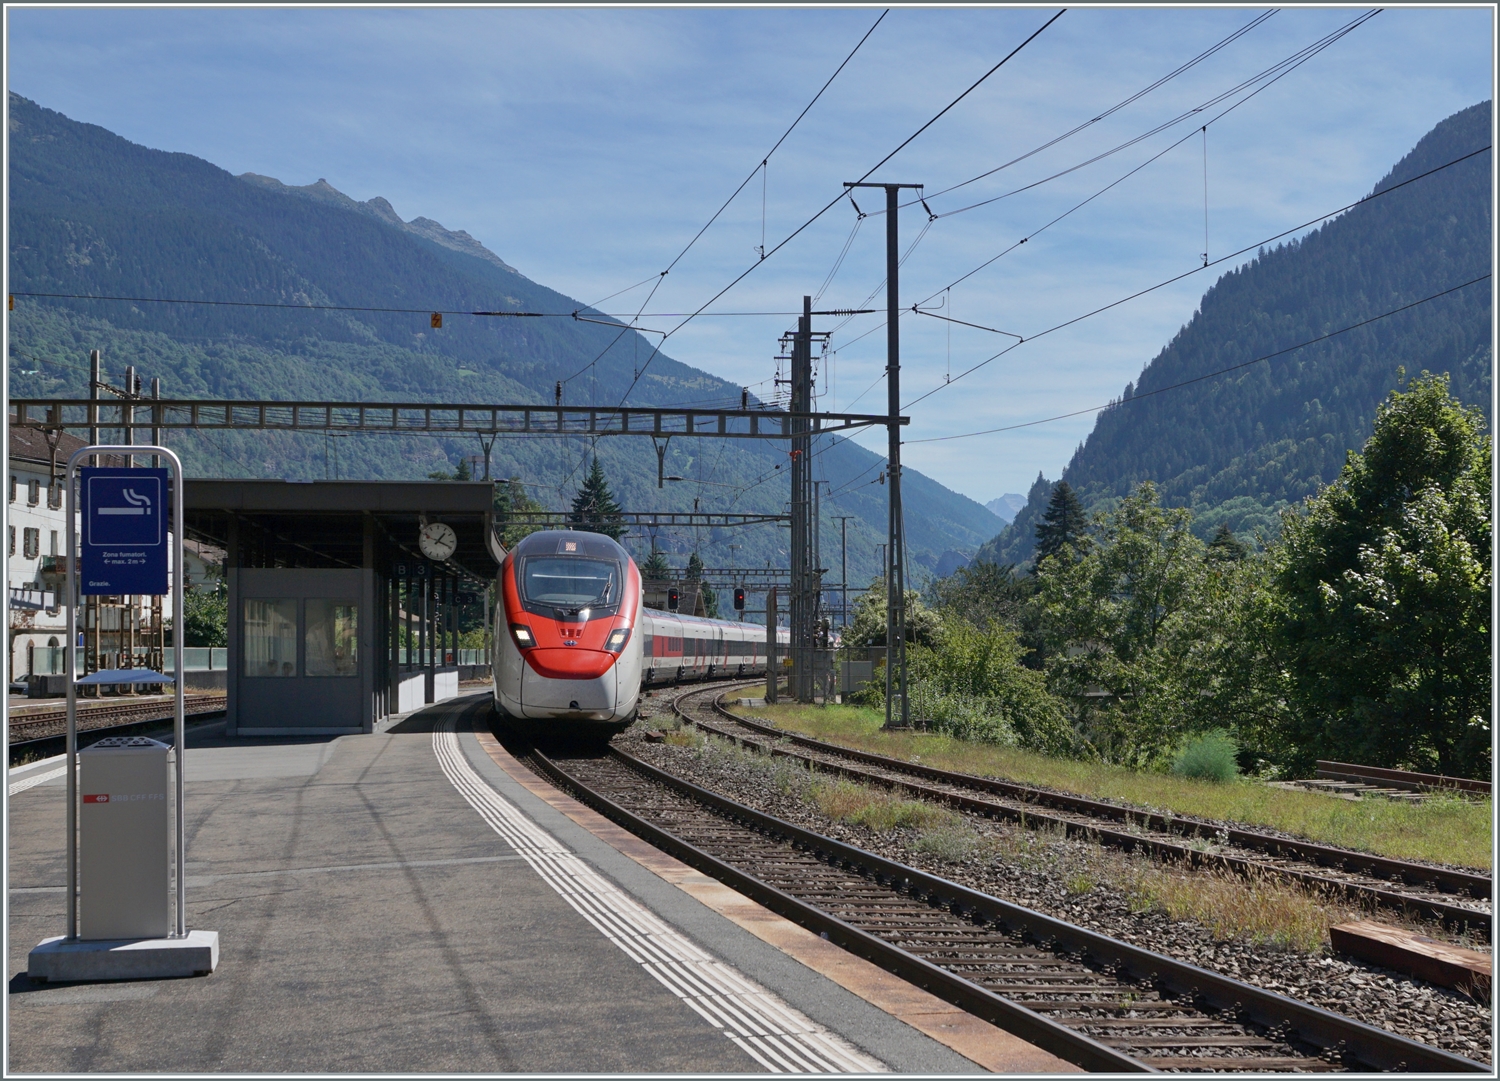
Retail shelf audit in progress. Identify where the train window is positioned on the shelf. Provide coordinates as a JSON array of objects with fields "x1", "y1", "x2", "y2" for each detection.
[{"x1": 520, "y1": 557, "x2": 618, "y2": 608}]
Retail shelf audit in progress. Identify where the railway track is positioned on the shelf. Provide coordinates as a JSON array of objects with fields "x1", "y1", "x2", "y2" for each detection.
[
  {"x1": 8, "y1": 694, "x2": 227, "y2": 743},
  {"x1": 674, "y1": 691, "x2": 1491, "y2": 939},
  {"x1": 511, "y1": 685, "x2": 1486, "y2": 1073}
]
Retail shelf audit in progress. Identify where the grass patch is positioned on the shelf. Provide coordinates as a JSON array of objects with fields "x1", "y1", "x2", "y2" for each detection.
[
  {"x1": 811, "y1": 779, "x2": 958, "y2": 832},
  {"x1": 1173, "y1": 729, "x2": 1239, "y2": 783},
  {"x1": 733, "y1": 700, "x2": 1492, "y2": 871},
  {"x1": 1123, "y1": 865, "x2": 1345, "y2": 953}
]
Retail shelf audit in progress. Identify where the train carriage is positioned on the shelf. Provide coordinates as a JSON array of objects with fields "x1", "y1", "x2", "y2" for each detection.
[{"x1": 493, "y1": 529, "x2": 787, "y2": 741}]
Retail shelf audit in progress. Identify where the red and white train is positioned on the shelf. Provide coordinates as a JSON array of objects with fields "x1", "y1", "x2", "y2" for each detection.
[{"x1": 491, "y1": 529, "x2": 787, "y2": 740}]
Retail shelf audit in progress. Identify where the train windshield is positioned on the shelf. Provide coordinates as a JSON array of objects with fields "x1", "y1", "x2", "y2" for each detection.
[{"x1": 521, "y1": 557, "x2": 618, "y2": 609}]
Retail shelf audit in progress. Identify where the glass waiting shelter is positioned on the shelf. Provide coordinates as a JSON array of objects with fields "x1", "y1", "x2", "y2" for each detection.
[{"x1": 185, "y1": 480, "x2": 500, "y2": 736}]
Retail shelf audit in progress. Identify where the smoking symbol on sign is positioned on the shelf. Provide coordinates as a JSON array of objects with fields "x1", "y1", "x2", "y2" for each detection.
[{"x1": 98, "y1": 489, "x2": 152, "y2": 516}]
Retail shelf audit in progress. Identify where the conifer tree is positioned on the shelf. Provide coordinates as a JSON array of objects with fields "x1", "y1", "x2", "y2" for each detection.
[
  {"x1": 568, "y1": 457, "x2": 626, "y2": 540},
  {"x1": 493, "y1": 476, "x2": 548, "y2": 548},
  {"x1": 640, "y1": 547, "x2": 671, "y2": 580},
  {"x1": 1207, "y1": 523, "x2": 1248, "y2": 561},
  {"x1": 1034, "y1": 481, "x2": 1088, "y2": 564},
  {"x1": 686, "y1": 551, "x2": 719, "y2": 618}
]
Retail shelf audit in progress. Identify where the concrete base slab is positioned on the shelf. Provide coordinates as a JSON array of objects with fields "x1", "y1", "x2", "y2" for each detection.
[{"x1": 28, "y1": 930, "x2": 219, "y2": 982}]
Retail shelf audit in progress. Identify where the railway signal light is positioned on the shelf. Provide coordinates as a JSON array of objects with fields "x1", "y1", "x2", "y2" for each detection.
[
  {"x1": 733, "y1": 586, "x2": 745, "y2": 610},
  {"x1": 667, "y1": 587, "x2": 679, "y2": 611}
]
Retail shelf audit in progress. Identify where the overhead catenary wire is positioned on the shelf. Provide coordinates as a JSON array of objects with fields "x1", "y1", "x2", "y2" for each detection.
[
  {"x1": 925, "y1": 9, "x2": 1379, "y2": 222},
  {"x1": 906, "y1": 273, "x2": 1491, "y2": 444},
  {"x1": 558, "y1": 9, "x2": 888, "y2": 390},
  {"x1": 889, "y1": 8, "x2": 1375, "y2": 219},
  {"x1": 901, "y1": 143, "x2": 1492, "y2": 410},
  {"x1": 825, "y1": 9, "x2": 1375, "y2": 379},
  {"x1": 916, "y1": 8, "x2": 1279, "y2": 206},
  {"x1": 6, "y1": 291, "x2": 853, "y2": 320},
  {"x1": 610, "y1": 9, "x2": 1065, "y2": 408}
]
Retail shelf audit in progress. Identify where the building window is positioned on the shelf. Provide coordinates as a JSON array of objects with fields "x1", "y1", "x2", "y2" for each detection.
[
  {"x1": 23, "y1": 528, "x2": 40, "y2": 559},
  {"x1": 50, "y1": 531, "x2": 58, "y2": 556},
  {"x1": 305, "y1": 600, "x2": 358, "y2": 677},
  {"x1": 48, "y1": 482, "x2": 62, "y2": 509},
  {"x1": 244, "y1": 599, "x2": 298, "y2": 677},
  {"x1": 27, "y1": 479, "x2": 39, "y2": 506},
  {"x1": 8, "y1": 476, "x2": 15, "y2": 503},
  {"x1": 8, "y1": 526, "x2": 14, "y2": 556}
]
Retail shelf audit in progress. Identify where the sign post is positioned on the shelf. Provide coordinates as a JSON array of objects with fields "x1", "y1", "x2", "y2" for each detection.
[{"x1": 28, "y1": 445, "x2": 218, "y2": 982}]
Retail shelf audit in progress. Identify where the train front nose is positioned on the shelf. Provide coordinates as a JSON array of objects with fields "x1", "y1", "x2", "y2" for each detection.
[{"x1": 519, "y1": 648, "x2": 622, "y2": 719}]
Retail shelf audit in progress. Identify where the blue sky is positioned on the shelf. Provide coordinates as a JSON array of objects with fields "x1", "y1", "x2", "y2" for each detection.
[{"x1": 6, "y1": 5, "x2": 1493, "y2": 505}]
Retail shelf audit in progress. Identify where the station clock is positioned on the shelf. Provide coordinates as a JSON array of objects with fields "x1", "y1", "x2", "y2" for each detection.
[{"x1": 418, "y1": 522, "x2": 458, "y2": 562}]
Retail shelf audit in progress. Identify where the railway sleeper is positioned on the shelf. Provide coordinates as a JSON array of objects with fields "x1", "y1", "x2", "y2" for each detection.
[
  {"x1": 554, "y1": 735, "x2": 1485, "y2": 1073},
  {"x1": 705, "y1": 703, "x2": 1490, "y2": 904},
  {"x1": 689, "y1": 712, "x2": 1492, "y2": 933}
]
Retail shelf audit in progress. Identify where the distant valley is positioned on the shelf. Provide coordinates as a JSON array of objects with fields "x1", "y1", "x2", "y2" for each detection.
[
  {"x1": 6, "y1": 92, "x2": 1003, "y2": 584},
  {"x1": 976, "y1": 101, "x2": 1491, "y2": 568}
]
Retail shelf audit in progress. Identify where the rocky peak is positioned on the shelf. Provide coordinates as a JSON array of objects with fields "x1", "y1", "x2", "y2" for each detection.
[{"x1": 237, "y1": 173, "x2": 521, "y2": 276}]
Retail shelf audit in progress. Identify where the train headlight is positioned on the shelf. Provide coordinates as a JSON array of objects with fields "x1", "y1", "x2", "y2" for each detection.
[
  {"x1": 604, "y1": 627, "x2": 631, "y2": 653},
  {"x1": 510, "y1": 623, "x2": 536, "y2": 649}
]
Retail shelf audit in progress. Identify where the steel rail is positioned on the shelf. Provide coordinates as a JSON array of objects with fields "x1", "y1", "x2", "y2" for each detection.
[
  {"x1": 523, "y1": 746, "x2": 1144, "y2": 1072},
  {"x1": 524, "y1": 721, "x2": 1486, "y2": 1073},
  {"x1": 1316, "y1": 760, "x2": 1491, "y2": 797},
  {"x1": 9, "y1": 695, "x2": 226, "y2": 735},
  {"x1": 696, "y1": 700, "x2": 1491, "y2": 934}
]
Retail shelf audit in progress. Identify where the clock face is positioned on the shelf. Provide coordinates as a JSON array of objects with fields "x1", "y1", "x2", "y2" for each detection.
[{"x1": 419, "y1": 522, "x2": 458, "y2": 561}]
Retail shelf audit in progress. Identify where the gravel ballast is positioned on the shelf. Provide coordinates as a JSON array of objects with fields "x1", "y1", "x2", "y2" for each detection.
[{"x1": 616, "y1": 693, "x2": 1492, "y2": 1064}]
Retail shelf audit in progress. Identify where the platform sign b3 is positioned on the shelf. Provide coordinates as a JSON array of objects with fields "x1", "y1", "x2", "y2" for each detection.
[{"x1": 81, "y1": 467, "x2": 169, "y2": 595}]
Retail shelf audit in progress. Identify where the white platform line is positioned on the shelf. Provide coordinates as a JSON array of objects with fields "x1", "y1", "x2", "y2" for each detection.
[
  {"x1": 432, "y1": 719, "x2": 885, "y2": 1074},
  {"x1": 10, "y1": 765, "x2": 67, "y2": 796}
]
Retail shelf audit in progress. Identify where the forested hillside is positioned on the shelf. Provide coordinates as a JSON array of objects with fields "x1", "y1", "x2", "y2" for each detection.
[
  {"x1": 979, "y1": 101, "x2": 1491, "y2": 567},
  {"x1": 6, "y1": 92, "x2": 1001, "y2": 581}
]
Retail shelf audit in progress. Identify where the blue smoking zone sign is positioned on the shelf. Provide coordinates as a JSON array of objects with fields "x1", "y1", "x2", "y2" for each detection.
[{"x1": 81, "y1": 467, "x2": 170, "y2": 595}]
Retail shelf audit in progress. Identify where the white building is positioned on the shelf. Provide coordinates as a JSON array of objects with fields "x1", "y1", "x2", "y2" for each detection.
[
  {"x1": 8, "y1": 423, "x2": 176, "y2": 690},
  {"x1": 8, "y1": 423, "x2": 79, "y2": 685}
]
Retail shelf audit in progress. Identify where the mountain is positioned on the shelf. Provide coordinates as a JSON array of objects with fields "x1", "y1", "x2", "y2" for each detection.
[
  {"x1": 6, "y1": 92, "x2": 1003, "y2": 584},
  {"x1": 977, "y1": 101, "x2": 1492, "y2": 568},
  {"x1": 984, "y1": 493, "x2": 1027, "y2": 524}
]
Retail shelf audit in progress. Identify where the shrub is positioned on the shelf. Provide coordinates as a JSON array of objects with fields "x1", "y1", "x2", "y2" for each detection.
[{"x1": 1172, "y1": 729, "x2": 1240, "y2": 783}]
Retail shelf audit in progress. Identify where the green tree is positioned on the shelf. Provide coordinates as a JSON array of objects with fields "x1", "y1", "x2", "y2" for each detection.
[
  {"x1": 1269, "y1": 373, "x2": 1491, "y2": 776},
  {"x1": 181, "y1": 585, "x2": 228, "y2": 648},
  {"x1": 925, "y1": 561, "x2": 1045, "y2": 668},
  {"x1": 1036, "y1": 482, "x2": 1209, "y2": 766},
  {"x1": 907, "y1": 622, "x2": 1076, "y2": 756},
  {"x1": 640, "y1": 546, "x2": 671, "y2": 580},
  {"x1": 568, "y1": 457, "x2": 626, "y2": 541},
  {"x1": 845, "y1": 576, "x2": 945, "y2": 650},
  {"x1": 686, "y1": 551, "x2": 718, "y2": 618},
  {"x1": 1034, "y1": 481, "x2": 1088, "y2": 565},
  {"x1": 454, "y1": 458, "x2": 472, "y2": 481},
  {"x1": 493, "y1": 476, "x2": 548, "y2": 548},
  {"x1": 1207, "y1": 523, "x2": 1248, "y2": 562}
]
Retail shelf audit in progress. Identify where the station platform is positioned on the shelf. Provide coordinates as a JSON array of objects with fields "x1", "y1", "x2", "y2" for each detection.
[{"x1": 8, "y1": 691, "x2": 1075, "y2": 1073}]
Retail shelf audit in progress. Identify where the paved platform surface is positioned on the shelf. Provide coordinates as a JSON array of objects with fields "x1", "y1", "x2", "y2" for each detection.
[{"x1": 7, "y1": 691, "x2": 1064, "y2": 1073}]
